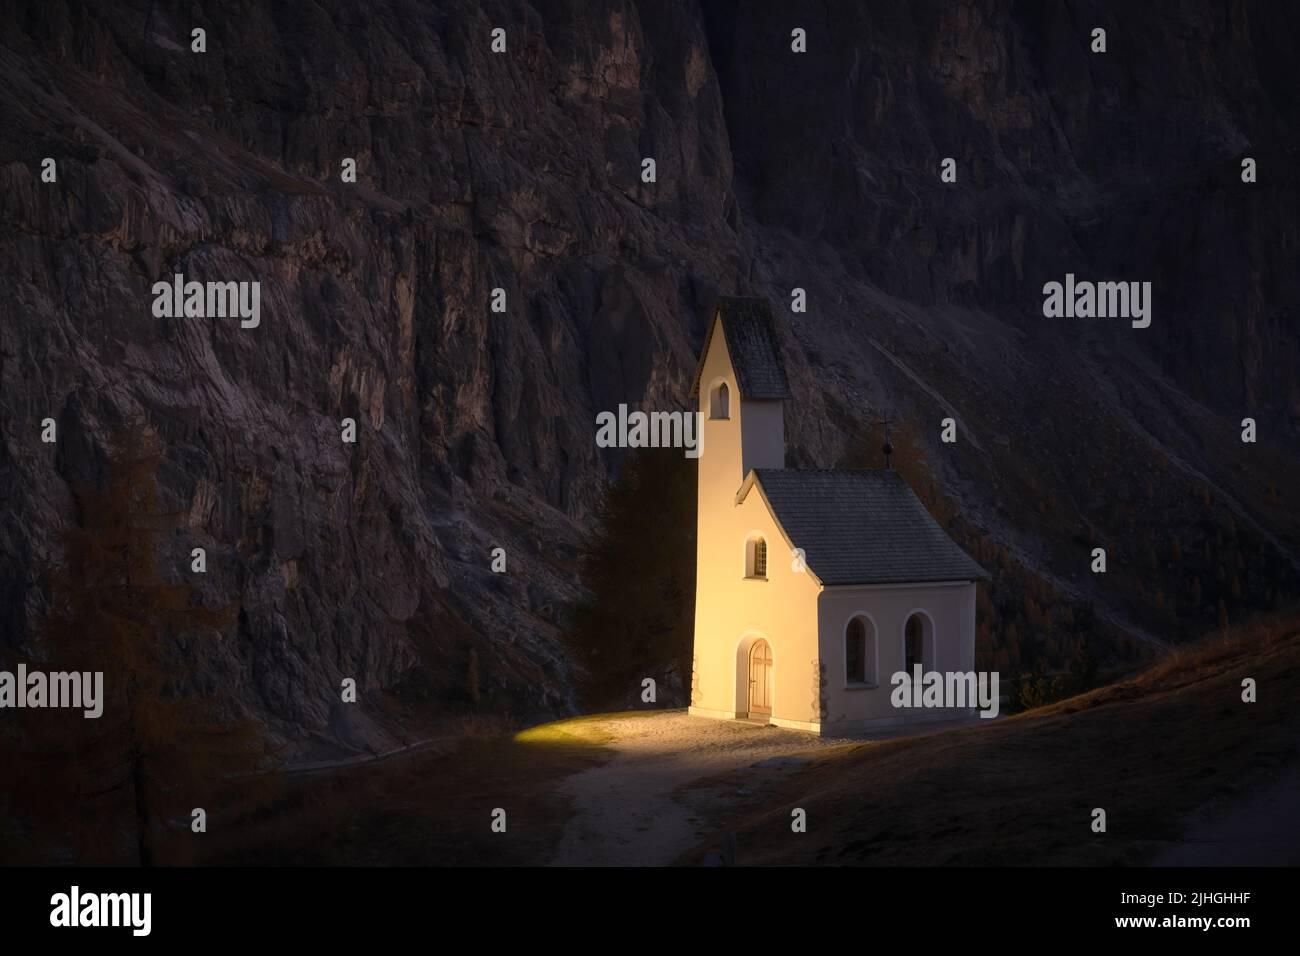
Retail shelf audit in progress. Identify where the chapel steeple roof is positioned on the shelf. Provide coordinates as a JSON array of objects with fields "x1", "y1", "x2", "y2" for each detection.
[{"x1": 689, "y1": 297, "x2": 791, "y2": 400}]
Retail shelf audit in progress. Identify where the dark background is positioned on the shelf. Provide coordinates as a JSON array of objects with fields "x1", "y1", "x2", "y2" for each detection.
[{"x1": 1, "y1": 0, "x2": 1297, "y2": 754}]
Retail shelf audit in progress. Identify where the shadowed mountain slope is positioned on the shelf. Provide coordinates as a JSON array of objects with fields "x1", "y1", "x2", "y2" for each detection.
[{"x1": 1, "y1": 1, "x2": 1297, "y2": 748}]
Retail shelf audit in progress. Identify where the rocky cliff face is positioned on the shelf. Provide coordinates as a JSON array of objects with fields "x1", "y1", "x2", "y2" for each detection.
[{"x1": 2, "y1": 0, "x2": 1297, "y2": 751}]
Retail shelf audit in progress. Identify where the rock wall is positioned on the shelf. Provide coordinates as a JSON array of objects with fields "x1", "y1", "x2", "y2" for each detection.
[{"x1": 1, "y1": 0, "x2": 1296, "y2": 748}]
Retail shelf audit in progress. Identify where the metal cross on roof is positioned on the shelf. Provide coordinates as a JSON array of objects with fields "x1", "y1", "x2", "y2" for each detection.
[{"x1": 873, "y1": 414, "x2": 895, "y2": 469}]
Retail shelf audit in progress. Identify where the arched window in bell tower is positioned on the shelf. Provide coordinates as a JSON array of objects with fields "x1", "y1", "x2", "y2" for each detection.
[{"x1": 710, "y1": 381, "x2": 730, "y2": 420}]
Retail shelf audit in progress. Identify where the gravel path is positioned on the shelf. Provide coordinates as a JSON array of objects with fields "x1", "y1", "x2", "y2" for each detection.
[{"x1": 549, "y1": 711, "x2": 857, "y2": 866}]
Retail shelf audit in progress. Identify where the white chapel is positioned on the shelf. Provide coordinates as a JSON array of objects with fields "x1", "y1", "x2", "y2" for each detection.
[{"x1": 687, "y1": 297, "x2": 988, "y2": 734}]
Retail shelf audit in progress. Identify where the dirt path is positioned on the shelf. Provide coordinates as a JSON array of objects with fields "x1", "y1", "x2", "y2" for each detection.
[
  {"x1": 549, "y1": 712, "x2": 846, "y2": 865},
  {"x1": 549, "y1": 711, "x2": 974, "y2": 866}
]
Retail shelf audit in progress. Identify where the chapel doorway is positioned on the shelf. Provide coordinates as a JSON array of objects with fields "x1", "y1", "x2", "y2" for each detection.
[{"x1": 748, "y1": 639, "x2": 773, "y2": 717}]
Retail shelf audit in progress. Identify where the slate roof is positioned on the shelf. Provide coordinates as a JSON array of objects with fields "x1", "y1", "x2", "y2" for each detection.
[
  {"x1": 689, "y1": 297, "x2": 792, "y2": 400},
  {"x1": 738, "y1": 469, "x2": 989, "y2": 586}
]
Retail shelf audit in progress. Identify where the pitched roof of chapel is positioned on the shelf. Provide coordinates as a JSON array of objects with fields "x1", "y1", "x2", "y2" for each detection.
[
  {"x1": 738, "y1": 468, "x2": 989, "y2": 586},
  {"x1": 689, "y1": 297, "x2": 792, "y2": 400}
]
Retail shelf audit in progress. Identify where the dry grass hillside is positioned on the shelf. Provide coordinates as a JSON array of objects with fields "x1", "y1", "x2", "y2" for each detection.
[
  {"x1": 681, "y1": 613, "x2": 1300, "y2": 866},
  {"x1": 172, "y1": 615, "x2": 1300, "y2": 867}
]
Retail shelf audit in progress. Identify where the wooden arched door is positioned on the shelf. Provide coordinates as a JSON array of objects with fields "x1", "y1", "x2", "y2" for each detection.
[{"x1": 748, "y1": 639, "x2": 773, "y2": 716}]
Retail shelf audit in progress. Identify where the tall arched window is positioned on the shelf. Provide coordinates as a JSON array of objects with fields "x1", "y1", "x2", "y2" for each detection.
[
  {"x1": 710, "y1": 381, "x2": 730, "y2": 420},
  {"x1": 745, "y1": 536, "x2": 767, "y2": 579},
  {"x1": 845, "y1": 616, "x2": 877, "y2": 685},
  {"x1": 905, "y1": 613, "x2": 929, "y2": 673}
]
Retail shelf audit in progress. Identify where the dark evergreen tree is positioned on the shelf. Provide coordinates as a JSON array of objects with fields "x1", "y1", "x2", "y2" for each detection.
[
  {"x1": 1, "y1": 423, "x2": 273, "y2": 864},
  {"x1": 567, "y1": 447, "x2": 696, "y2": 709}
]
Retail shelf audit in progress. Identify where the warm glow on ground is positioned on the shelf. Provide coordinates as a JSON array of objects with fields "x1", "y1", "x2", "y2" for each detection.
[
  {"x1": 512, "y1": 713, "x2": 631, "y2": 748},
  {"x1": 514, "y1": 709, "x2": 856, "y2": 757}
]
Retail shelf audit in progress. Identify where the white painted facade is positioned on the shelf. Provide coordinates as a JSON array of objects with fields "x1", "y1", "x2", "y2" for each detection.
[{"x1": 687, "y1": 305, "x2": 980, "y2": 735}]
